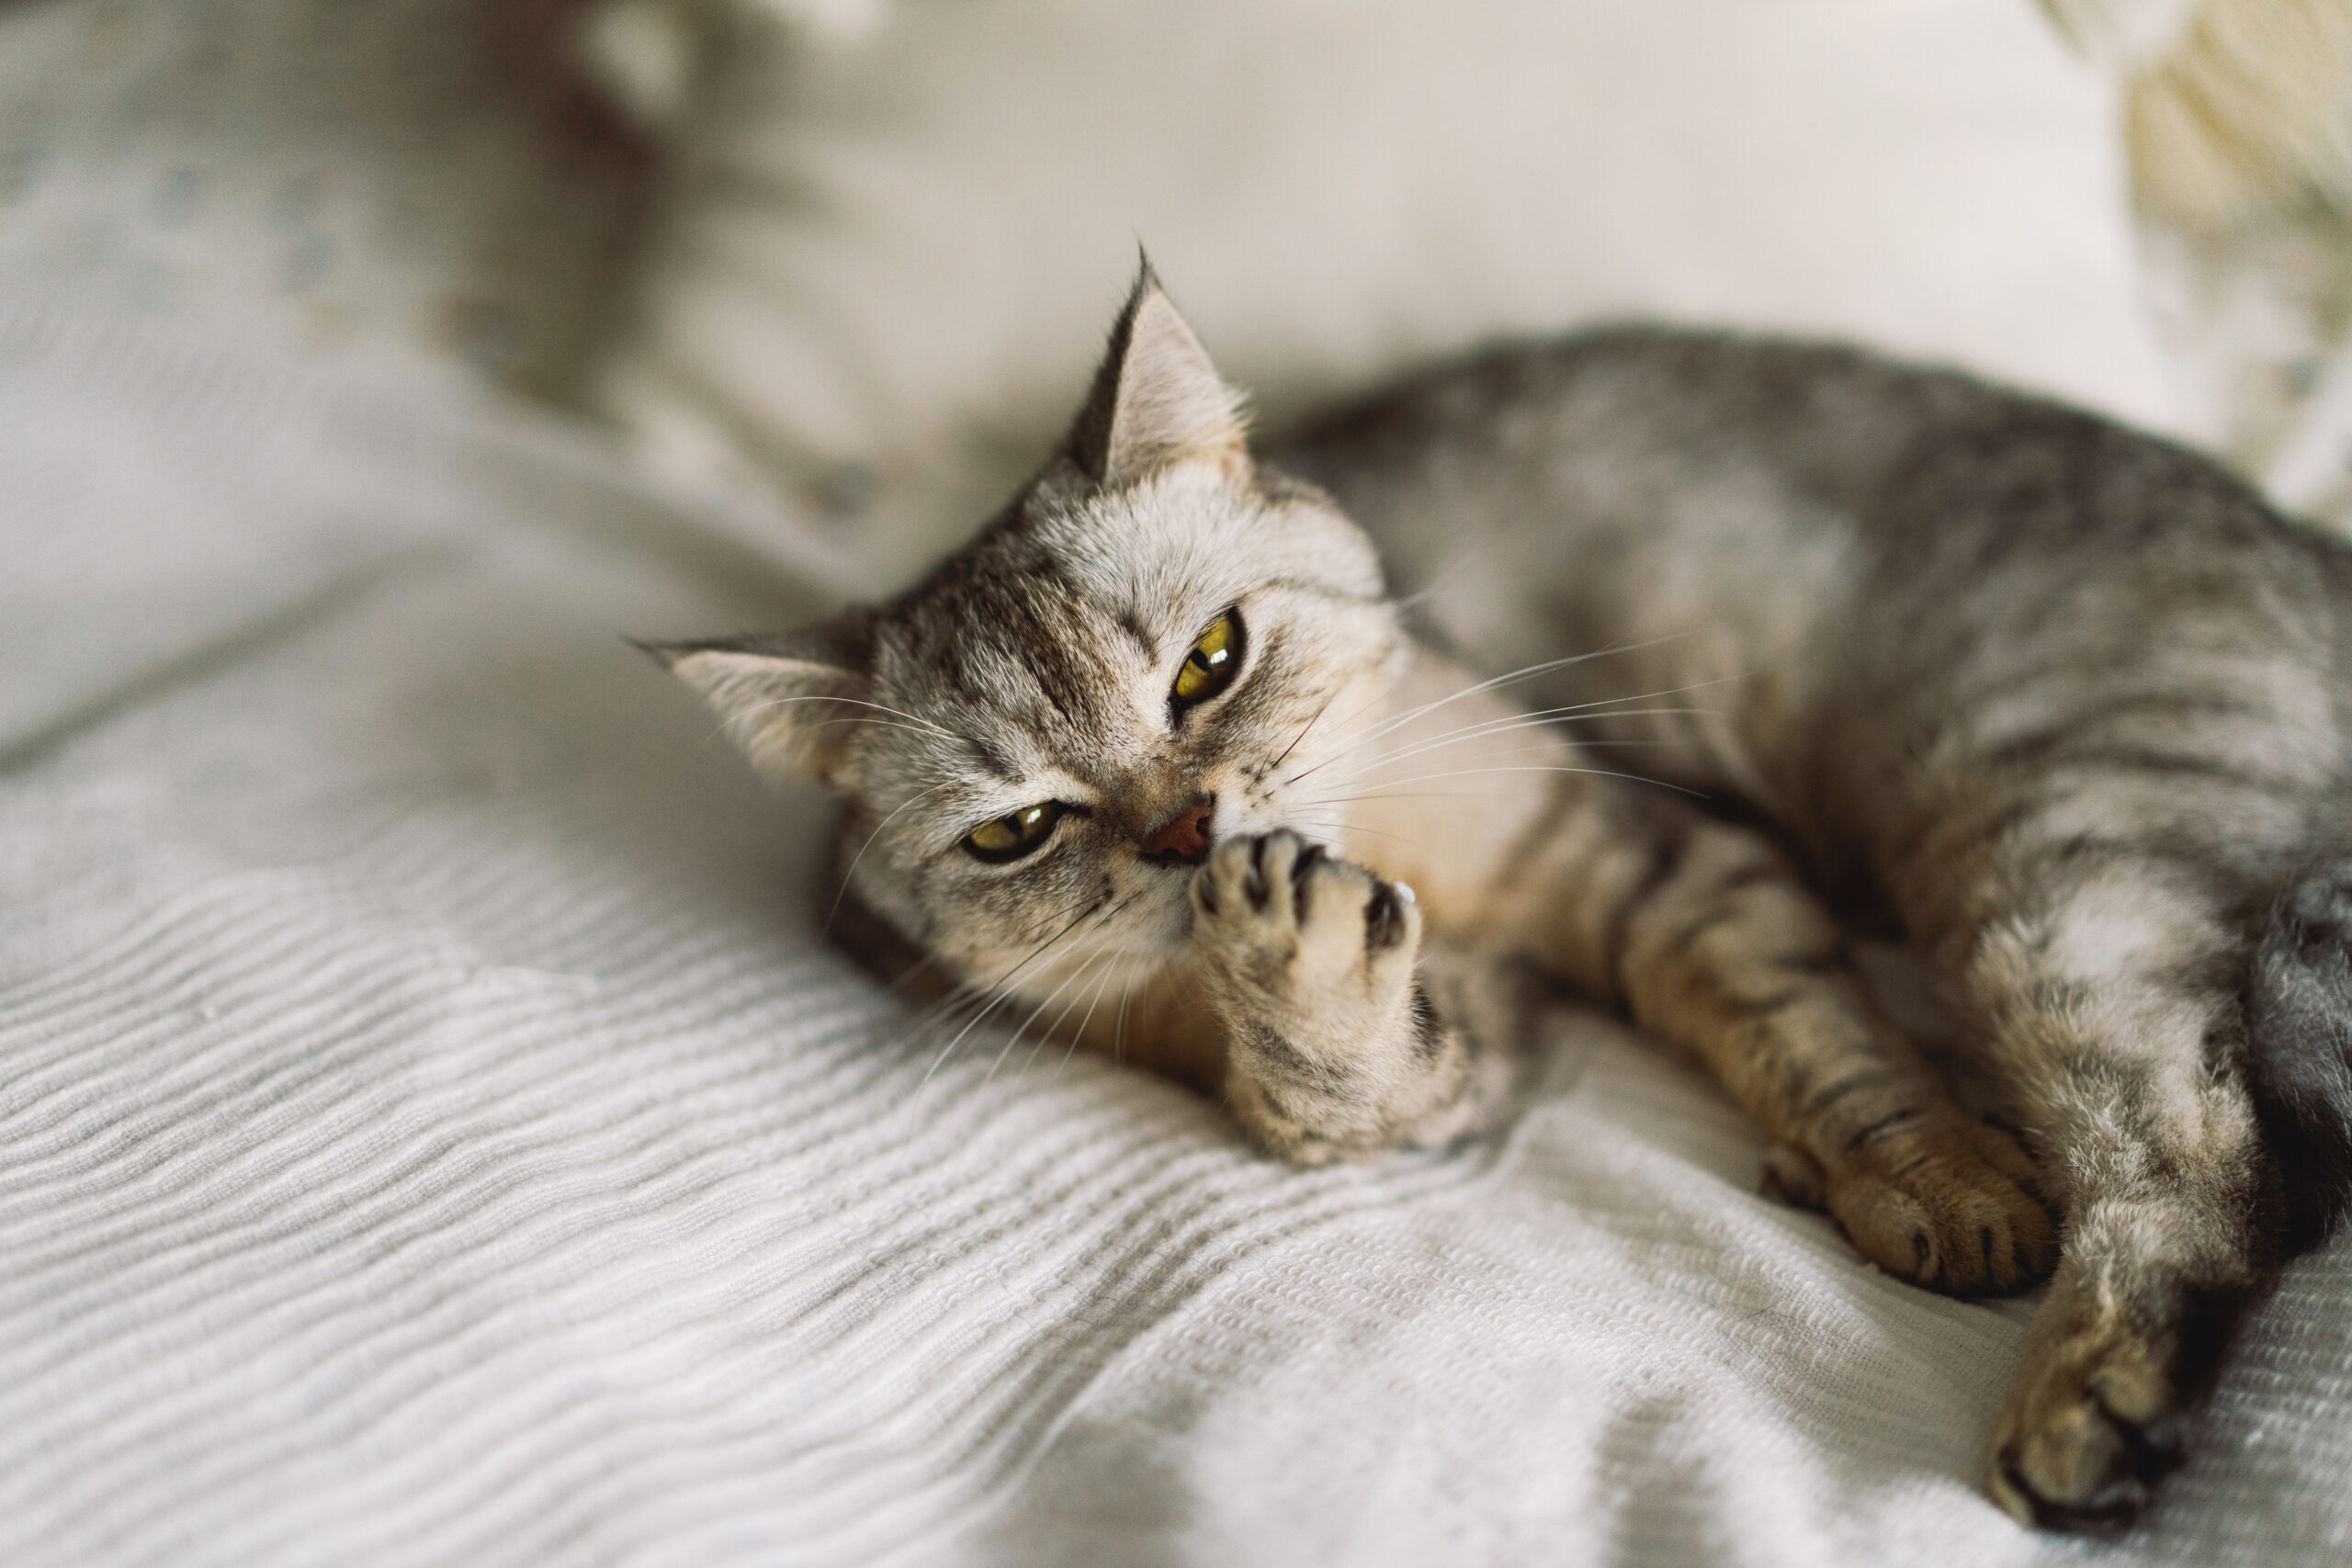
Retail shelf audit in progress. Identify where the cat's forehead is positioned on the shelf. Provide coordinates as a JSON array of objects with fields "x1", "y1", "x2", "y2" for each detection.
[
  {"x1": 847, "y1": 463, "x2": 1385, "y2": 793},
  {"x1": 888, "y1": 554, "x2": 1145, "y2": 729},
  {"x1": 882, "y1": 468, "x2": 1292, "y2": 684},
  {"x1": 857, "y1": 544, "x2": 1163, "y2": 787},
  {"x1": 1023, "y1": 463, "x2": 1378, "y2": 621}
]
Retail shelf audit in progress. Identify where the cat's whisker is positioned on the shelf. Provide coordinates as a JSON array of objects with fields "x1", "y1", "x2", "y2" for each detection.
[
  {"x1": 943, "y1": 884, "x2": 1149, "y2": 1080},
  {"x1": 1104, "y1": 969, "x2": 1142, "y2": 1069},
  {"x1": 805, "y1": 717, "x2": 967, "y2": 741},
  {"x1": 731, "y1": 693, "x2": 962, "y2": 743},
  {"x1": 915, "y1": 895, "x2": 1110, "y2": 1085},
  {"x1": 1280, "y1": 687, "x2": 1399, "y2": 782},
  {"x1": 1032, "y1": 951, "x2": 1125, "y2": 1075},
  {"x1": 824, "y1": 781, "x2": 961, "y2": 935},
  {"x1": 1305, "y1": 761, "x2": 1707, "y2": 801},
  {"x1": 900, "y1": 966, "x2": 1035, "y2": 1045},
  {"x1": 1314, "y1": 740, "x2": 1662, "y2": 804},
  {"x1": 1283, "y1": 720, "x2": 1703, "y2": 810},
  {"x1": 1281, "y1": 634, "x2": 1704, "y2": 784},
  {"x1": 986, "y1": 950, "x2": 1107, "y2": 1085},
  {"x1": 1323, "y1": 679, "x2": 1734, "y2": 767},
  {"x1": 1297, "y1": 792, "x2": 1496, "y2": 807},
  {"x1": 1270, "y1": 693, "x2": 1339, "y2": 772},
  {"x1": 913, "y1": 947, "x2": 1084, "y2": 1083},
  {"x1": 1349, "y1": 737, "x2": 1605, "y2": 778},
  {"x1": 1282, "y1": 815, "x2": 1439, "y2": 857},
  {"x1": 1331, "y1": 705, "x2": 1723, "y2": 781},
  {"x1": 1538, "y1": 738, "x2": 1690, "y2": 748},
  {"x1": 1282, "y1": 668, "x2": 1727, "y2": 788},
  {"x1": 985, "y1": 893, "x2": 1147, "y2": 1081}
]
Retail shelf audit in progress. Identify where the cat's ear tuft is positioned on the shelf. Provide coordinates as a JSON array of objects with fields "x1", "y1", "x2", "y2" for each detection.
[
  {"x1": 1063, "y1": 257, "x2": 1248, "y2": 488},
  {"x1": 637, "y1": 615, "x2": 876, "y2": 789}
]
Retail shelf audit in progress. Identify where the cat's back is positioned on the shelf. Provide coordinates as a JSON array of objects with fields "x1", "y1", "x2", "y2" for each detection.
[
  {"x1": 1272, "y1": 326, "x2": 1984, "y2": 512},
  {"x1": 1265, "y1": 328, "x2": 2037, "y2": 711},
  {"x1": 1267, "y1": 326, "x2": 2352, "y2": 861},
  {"x1": 1270, "y1": 325, "x2": 2346, "y2": 626}
]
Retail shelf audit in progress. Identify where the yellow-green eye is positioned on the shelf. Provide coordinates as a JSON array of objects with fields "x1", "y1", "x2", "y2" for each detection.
[
  {"x1": 963, "y1": 800, "x2": 1069, "y2": 863},
  {"x1": 1170, "y1": 608, "x2": 1244, "y2": 711}
]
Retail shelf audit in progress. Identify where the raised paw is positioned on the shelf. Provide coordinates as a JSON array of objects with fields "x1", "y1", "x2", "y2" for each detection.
[
  {"x1": 1767, "y1": 1115, "x2": 2055, "y2": 1296},
  {"x1": 1191, "y1": 830, "x2": 1463, "y2": 1161},
  {"x1": 1190, "y1": 829, "x2": 1419, "y2": 1027},
  {"x1": 1988, "y1": 1267, "x2": 2250, "y2": 1534}
]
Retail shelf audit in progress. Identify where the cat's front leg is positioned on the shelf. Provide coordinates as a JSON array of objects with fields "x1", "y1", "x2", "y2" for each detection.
[
  {"x1": 1612, "y1": 817, "x2": 2058, "y2": 1294},
  {"x1": 1189, "y1": 829, "x2": 1507, "y2": 1163},
  {"x1": 1488, "y1": 782, "x2": 2056, "y2": 1295}
]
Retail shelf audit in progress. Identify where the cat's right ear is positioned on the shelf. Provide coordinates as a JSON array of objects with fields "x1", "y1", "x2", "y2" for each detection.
[
  {"x1": 1062, "y1": 257, "x2": 1248, "y2": 488},
  {"x1": 636, "y1": 617, "x2": 876, "y2": 790}
]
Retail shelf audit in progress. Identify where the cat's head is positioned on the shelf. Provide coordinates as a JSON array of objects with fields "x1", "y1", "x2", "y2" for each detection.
[{"x1": 650, "y1": 264, "x2": 1405, "y2": 995}]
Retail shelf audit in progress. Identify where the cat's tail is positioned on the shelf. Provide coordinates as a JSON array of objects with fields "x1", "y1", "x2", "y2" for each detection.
[{"x1": 2247, "y1": 864, "x2": 2352, "y2": 1251}]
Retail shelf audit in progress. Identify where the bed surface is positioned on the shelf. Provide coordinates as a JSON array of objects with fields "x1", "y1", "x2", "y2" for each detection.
[{"x1": 5, "y1": 303, "x2": 2348, "y2": 1566}]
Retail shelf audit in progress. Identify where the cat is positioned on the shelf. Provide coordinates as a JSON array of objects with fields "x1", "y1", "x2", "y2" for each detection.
[{"x1": 645, "y1": 261, "x2": 2352, "y2": 1534}]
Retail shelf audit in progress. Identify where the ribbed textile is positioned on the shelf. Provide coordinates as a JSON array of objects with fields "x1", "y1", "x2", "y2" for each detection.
[{"x1": 2, "y1": 303, "x2": 2346, "y2": 1567}]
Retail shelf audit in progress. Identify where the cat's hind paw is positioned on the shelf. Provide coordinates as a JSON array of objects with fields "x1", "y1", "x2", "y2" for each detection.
[
  {"x1": 1768, "y1": 1116, "x2": 2055, "y2": 1297},
  {"x1": 1988, "y1": 1264, "x2": 2251, "y2": 1533}
]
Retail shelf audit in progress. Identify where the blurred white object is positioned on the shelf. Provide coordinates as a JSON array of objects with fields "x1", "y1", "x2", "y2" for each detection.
[
  {"x1": 2055, "y1": 0, "x2": 2352, "y2": 527},
  {"x1": 577, "y1": 0, "x2": 709, "y2": 135},
  {"x1": 2040, "y1": 0, "x2": 2205, "y2": 64},
  {"x1": 0, "y1": 0, "x2": 645, "y2": 395},
  {"x1": 597, "y1": 0, "x2": 2174, "y2": 588}
]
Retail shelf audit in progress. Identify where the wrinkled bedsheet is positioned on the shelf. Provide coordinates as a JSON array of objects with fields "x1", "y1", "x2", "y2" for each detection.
[{"x1": 3, "y1": 302, "x2": 2347, "y2": 1567}]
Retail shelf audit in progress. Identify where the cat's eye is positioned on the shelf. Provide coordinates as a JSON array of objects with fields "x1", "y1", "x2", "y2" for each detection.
[
  {"x1": 1170, "y1": 608, "x2": 1244, "y2": 715},
  {"x1": 962, "y1": 800, "x2": 1069, "y2": 863}
]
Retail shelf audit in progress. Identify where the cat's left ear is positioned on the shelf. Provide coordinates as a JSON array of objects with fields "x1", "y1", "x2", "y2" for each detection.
[
  {"x1": 638, "y1": 617, "x2": 876, "y2": 791},
  {"x1": 1063, "y1": 259, "x2": 1249, "y2": 487}
]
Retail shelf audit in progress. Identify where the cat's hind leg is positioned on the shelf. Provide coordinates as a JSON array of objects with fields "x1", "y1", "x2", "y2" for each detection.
[{"x1": 1939, "y1": 856, "x2": 2278, "y2": 1533}]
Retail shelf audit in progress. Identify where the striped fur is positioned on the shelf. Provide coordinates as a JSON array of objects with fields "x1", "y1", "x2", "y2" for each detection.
[{"x1": 653, "y1": 267, "x2": 2352, "y2": 1534}]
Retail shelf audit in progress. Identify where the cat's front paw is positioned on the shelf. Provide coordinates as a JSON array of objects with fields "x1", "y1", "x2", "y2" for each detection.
[
  {"x1": 1191, "y1": 830, "x2": 1442, "y2": 1159},
  {"x1": 1191, "y1": 829, "x2": 1419, "y2": 1018}
]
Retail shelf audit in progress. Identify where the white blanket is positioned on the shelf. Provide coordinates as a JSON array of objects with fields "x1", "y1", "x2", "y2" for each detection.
[{"x1": 4, "y1": 302, "x2": 2347, "y2": 1567}]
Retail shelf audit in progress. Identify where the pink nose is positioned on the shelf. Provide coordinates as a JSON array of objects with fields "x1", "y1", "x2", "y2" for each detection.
[{"x1": 1142, "y1": 799, "x2": 1214, "y2": 867}]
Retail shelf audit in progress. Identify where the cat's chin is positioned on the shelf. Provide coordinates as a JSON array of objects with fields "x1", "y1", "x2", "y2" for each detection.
[{"x1": 1140, "y1": 894, "x2": 1198, "y2": 959}]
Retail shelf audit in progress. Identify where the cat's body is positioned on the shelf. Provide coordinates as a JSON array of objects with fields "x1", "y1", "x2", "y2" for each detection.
[
  {"x1": 650, "y1": 269, "x2": 2352, "y2": 1535},
  {"x1": 1277, "y1": 327, "x2": 2352, "y2": 931}
]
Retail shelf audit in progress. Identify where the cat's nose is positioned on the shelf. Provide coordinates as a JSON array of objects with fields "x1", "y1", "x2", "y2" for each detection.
[{"x1": 1141, "y1": 796, "x2": 1215, "y2": 867}]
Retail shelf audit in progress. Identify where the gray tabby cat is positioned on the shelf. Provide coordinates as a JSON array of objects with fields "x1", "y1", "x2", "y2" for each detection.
[{"x1": 647, "y1": 264, "x2": 2352, "y2": 1533}]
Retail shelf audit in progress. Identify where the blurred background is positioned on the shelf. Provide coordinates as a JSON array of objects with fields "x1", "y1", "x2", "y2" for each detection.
[
  {"x1": 7, "y1": 9, "x2": 2352, "y2": 1562},
  {"x1": 3, "y1": 0, "x2": 2347, "y2": 577}
]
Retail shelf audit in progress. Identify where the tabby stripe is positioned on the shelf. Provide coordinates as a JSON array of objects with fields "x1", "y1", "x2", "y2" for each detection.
[
  {"x1": 1605, "y1": 831, "x2": 1689, "y2": 996},
  {"x1": 1409, "y1": 983, "x2": 1446, "y2": 1062}
]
